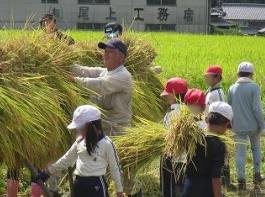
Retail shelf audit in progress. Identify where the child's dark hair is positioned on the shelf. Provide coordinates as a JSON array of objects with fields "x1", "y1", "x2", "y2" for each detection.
[
  {"x1": 176, "y1": 93, "x2": 186, "y2": 103},
  {"x1": 85, "y1": 119, "x2": 103, "y2": 156},
  {"x1": 238, "y1": 72, "x2": 252, "y2": 78},
  {"x1": 207, "y1": 112, "x2": 230, "y2": 126},
  {"x1": 213, "y1": 74, "x2": 222, "y2": 82}
]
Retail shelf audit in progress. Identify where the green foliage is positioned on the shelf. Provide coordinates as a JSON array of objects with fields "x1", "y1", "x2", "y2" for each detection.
[{"x1": 211, "y1": 26, "x2": 242, "y2": 35}]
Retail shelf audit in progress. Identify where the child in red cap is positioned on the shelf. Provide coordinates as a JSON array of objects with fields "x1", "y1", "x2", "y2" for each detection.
[
  {"x1": 204, "y1": 66, "x2": 225, "y2": 115},
  {"x1": 184, "y1": 88, "x2": 207, "y2": 130},
  {"x1": 160, "y1": 77, "x2": 188, "y2": 197},
  {"x1": 204, "y1": 66, "x2": 235, "y2": 190}
]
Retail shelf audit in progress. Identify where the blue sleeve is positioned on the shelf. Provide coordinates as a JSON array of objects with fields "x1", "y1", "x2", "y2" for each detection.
[
  {"x1": 228, "y1": 88, "x2": 232, "y2": 105},
  {"x1": 252, "y1": 85, "x2": 265, "y2": 130}
]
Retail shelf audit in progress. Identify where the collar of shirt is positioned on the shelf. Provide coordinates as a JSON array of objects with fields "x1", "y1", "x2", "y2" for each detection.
[
  {"x1": 236, "y1": 77, "x2": 253, "y2": 84},
  {"x1": 171, "y1": 103, "x2": 182, "y2": 110},
  {"x1": 107, "y1": 65, "x2": 124, "y2": 76},
  {"x1": 207, "y1": 81, "x2": 222, "y2": 93}
]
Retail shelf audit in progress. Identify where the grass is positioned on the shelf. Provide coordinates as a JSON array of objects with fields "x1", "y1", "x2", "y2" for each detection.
[{"x1": 0, "y1": 30, "x2": 265, "y2": 197}]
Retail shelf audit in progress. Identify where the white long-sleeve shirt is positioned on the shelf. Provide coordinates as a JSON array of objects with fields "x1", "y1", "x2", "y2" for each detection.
[
  {"x1": 73, "y1": 65, "x2": 133, "y2": 136},
  {"x1": 48, "y1": 135, "x2": 123, "y2": 192}
]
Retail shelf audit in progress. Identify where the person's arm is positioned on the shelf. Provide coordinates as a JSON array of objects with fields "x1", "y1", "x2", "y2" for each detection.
[
  {"x1": 212, "y1": 178, "x2": 222, "y2": 197},
  {"x1": 211, "y1": 140, "x2": 226, "y2": 197},
  {"x1": 105, "y1": 139, "x2": 123, "y2": 195},
  {"x1": 72, "y1": 64, "x2": 105, "y2": 78},
  {"x1": 252, "y1": 85, "x2": 265, "y2": 130},
  {"x1": 227, "y1": 88, "x2": 232, "y2": 105},
  {"x1": 48, "y1": 140, "x2": 78, "y2": 174},
  {"x1": 75, "y1": 74, "x2": 132, "y2": 96}
]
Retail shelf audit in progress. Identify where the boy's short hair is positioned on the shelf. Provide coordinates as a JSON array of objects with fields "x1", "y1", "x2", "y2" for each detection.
[
  {"x1": 207, "y1": 112, "x2": 230, "y2": 126},
  {"x1": 238, "y1": 72, "x2": 252, "y2": 78}
]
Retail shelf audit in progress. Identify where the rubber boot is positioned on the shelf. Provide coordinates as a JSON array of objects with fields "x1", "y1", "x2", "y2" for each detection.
[
  {"x1": 254, "y1": 173, "x2": 265, "y2": 185},
  {"x1": 222, "y1": 165, "x2": 237, "y2": 191},
  {"x1": 7, "y1": 179, "x2": 19, "y2": 197},
  {"x1": 31, "y1": 182, "x2": 42, "y2": 197},
  {"x1": 238, "y1": 179, "x2": 246, "y2": 191}
]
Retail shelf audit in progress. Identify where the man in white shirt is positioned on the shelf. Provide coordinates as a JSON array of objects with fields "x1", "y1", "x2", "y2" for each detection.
[{"x1": 70, "y1": 39, "x2": 133, "y2": 136}]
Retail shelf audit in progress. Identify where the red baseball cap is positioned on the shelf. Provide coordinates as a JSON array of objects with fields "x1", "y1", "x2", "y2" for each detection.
[
  {"x1": 205, "y1": 66, "x2": 223, "y2": 76},
  {"x1": 184, "y1": 89, "x2": 206, "y2": 107},
  {"x1": 161, "y1": 78, "x2": 188, "y2": 96}
]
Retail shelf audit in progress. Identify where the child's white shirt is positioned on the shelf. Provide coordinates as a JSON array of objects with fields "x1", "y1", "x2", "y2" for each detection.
[{"x1": 49, "y1": 136, "x2": 123, "y2": 192}]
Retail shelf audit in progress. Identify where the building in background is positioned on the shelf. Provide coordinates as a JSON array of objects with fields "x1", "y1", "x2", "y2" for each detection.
[
  {"x1": 222, "y1": 3, "x2": 265, "y2": 34},
  {"x1": 0, "y1": 0, "x2": 210, "y2": 33}
]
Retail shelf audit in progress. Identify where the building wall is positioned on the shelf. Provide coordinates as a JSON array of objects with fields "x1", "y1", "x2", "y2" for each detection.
[{"x1": 0, "y1": 0, "x2": 210, "y2": 33}]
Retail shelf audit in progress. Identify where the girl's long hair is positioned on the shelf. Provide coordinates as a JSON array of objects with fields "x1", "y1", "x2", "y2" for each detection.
[{"x1": 85, "y1": 119, "x2": 103, "y2": 156}]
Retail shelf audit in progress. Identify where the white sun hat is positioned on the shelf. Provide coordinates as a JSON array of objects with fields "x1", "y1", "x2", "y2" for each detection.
[
  {"x1": 209, "y1": 102, "x2": 233, "y2": 122},
  {"x1": 67, "y1": 105, "x2": 101, "y2": 129},
  {"x1": 238, "y1": 62, "x2": 254, "y2": 73}
]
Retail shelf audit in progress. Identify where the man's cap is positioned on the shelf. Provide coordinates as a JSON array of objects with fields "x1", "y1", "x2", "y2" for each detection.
[
  {"x1": 238, "y1": 62, "x2": 254, "y2": 73},
  {"x1": 161, "y1": 78, "x2": 188, "y2": 96},
  {"x1": 205, "y1": 66, "x2": 223, "y2": 76},
  {"x1": 105, "y1": 22, "x2": 123, "y2": 38},
  {"x1": 98, "y1": 39, "x2": 127, "y2": 56},
  {"x1": 39, "y1": 14, "x2": 56, "y2": 23},
  {"x1": 184, "y1": 89, "x2": 206, "y2": 107},
  {"x1": 209, "y1": 102, "x2": 233, "y2": 122},
  {"x1": 67, "y1": 105, "x2": 101, "y2": 130}
]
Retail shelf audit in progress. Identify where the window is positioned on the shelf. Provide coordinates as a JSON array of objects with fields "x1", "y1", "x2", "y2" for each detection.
[
  {"x1": 77, "y1": 23, "x2": 105, "y2": 30},
  {"x1": 146, "y1": 24, "x2": 160, "y2": 31},
  {"x1": 78, "y1": 0, "x2": 110, "y2": 4},
  {"x1": 78, "y1": 0, "x2": 93, "y2": 4},
  {"x1": 147, "y1": 0, "x2": 176, "y2": 6},
  {"x1": 77, "y1": 23, "x2": 93, "y2": 30},
  {"x1": 161, "y1": 24, "x2": 175, "y2": 31},
  {"x1": 41, "y1": 0, "x2": 58, "y2": 3},
  {"x1": 237, "y1": 20, "x2": 249, "y2": 28},
  {"x1": 162, "y1": 0, "x2": 176, "y2": 5},
  {"x1": 93, "y1": 23, "x2": 105, "y2": 30},
  {"x1": 146, "y1": 24, "x2": 176, "y2": 31},
  {"x1": 147, "y1": 0, "x2": 161, "y2": 5}
]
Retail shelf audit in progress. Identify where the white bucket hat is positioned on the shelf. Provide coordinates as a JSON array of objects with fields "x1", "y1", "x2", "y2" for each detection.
[{"x1": 67, "y1": 105, "x2": 101, "y2": 130}]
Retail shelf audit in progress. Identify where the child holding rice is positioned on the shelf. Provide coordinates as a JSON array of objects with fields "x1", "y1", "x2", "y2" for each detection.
[
  {"x1": 182, "y1": 102, "x2": 233, "y2": 197},
  {"x1": 160, "y1": 77, "x2": 188, "y2": 197}
]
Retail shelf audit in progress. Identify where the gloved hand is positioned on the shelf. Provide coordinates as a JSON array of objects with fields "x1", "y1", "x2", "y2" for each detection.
[
  {"x1": 68, "y1": 75, "x2": 75, "y2": 82},
  {"x1": 35, "y1": 171, "x2": 50, "y2": 183}
]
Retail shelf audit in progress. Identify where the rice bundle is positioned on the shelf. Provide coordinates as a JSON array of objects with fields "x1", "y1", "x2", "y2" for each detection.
[
  {"x1": 112, "y1": 118, "x2": 167, "y2": 171},
  {"x1": 0, "y1": 30, "x2": 166, "y2": 169},
  {"x1": 0, "y1": 31, "x2": 89, "y2": 168}
]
